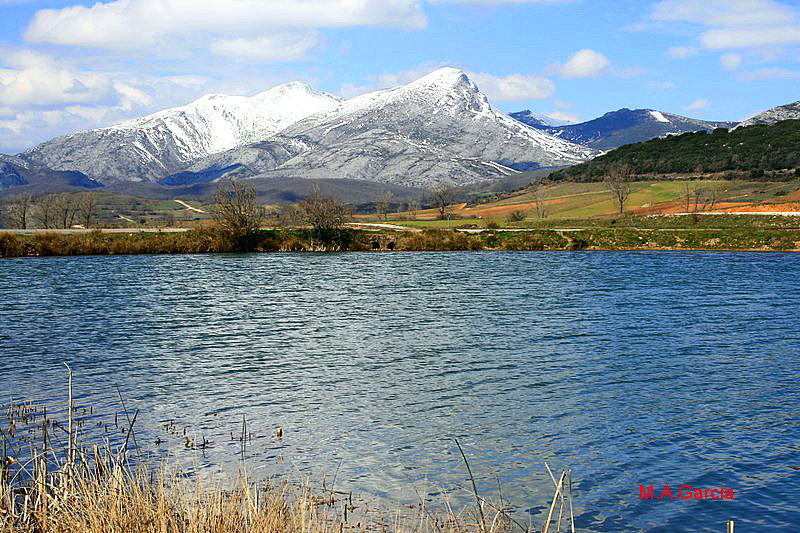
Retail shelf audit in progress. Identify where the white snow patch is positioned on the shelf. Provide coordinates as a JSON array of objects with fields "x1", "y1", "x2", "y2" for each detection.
[{"x1": 649, "y1": 111, "x2": 670, "y2": 123}]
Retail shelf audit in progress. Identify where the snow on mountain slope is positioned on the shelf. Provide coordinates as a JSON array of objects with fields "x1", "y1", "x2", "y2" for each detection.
[
  {"x1": 513, "y1": 108, "x2": 735, "y2": 150},
  {"x1": 649, "y1": 111, "x2": 670, "y2": 123},
  {"x1": 737, "y1": 100, "x2": 800, "y2": 128},
  {"x1": 184, "y1": 68, "x2": 598, "y2": 188},
  {"x1": 22, "y1": 83, "x2": 340, "y2": 184},
  {"x1": 508, "y1": 110, "x2": 571, "y2": 127}
]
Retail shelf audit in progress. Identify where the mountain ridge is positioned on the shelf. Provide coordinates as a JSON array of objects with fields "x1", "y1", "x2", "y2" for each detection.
[
  {"x1": 178, "y1": 67, "x2": 598, "y2": 188},
  {"x1": 737, "y1": 100, "x2": 800, "y2": 128},
  {"x1": 511, "y1": 107, "x2": 735, "y2": 150},
  {"x1": 21, "y1": 83, "x2": 341, "y2": 184}
]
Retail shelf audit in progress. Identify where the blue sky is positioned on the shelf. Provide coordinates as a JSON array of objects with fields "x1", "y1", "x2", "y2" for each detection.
[{"x1": 1, "y1": 0, "x2": 800, "y2": 153}]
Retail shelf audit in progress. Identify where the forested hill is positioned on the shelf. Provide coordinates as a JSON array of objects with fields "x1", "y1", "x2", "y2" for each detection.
[{"x1": 550, "y1": 119, "x2": 800, "y2": 182}]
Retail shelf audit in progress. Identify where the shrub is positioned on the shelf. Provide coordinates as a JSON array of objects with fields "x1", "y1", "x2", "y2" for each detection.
[
  {"x1": 0, "y1": 233, "x2": 24, "y2": 257},
  {"x1": 506, "y1": 211, "x2": 527, "y2": 223}
]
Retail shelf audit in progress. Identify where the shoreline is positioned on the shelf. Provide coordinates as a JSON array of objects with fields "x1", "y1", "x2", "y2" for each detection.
[{"x1": 2, "y1": 226, "x2": 800, "y2": 257}]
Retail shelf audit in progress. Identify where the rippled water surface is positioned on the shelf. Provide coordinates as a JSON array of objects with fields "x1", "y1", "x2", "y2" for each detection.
[{"x1": 1, "y1": 252, "x2": 798, "y2": 531}]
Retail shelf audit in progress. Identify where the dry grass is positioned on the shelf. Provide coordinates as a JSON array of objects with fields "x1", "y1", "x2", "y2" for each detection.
[{"x1": 1, "y1": 370, "x2": 578, "y2": 533}]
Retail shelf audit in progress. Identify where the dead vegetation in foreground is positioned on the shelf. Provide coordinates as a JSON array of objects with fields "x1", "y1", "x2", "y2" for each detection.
[{"x1": 1, "y1": 367, "x2": 578, "y2": 533}]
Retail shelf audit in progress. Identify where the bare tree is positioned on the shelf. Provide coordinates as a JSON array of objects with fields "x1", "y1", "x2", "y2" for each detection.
[
  {"x1": 428, "y1": 184, "x2": 455, "y2": 220},
  {"x1": 298, "y1": 185, "x2": 350, "y2": 239},
  {"x1": 277, "y1": 204, "x2": 304, "y2": 227},
  {"x1": 78, "y1": 192, "x2": 98, "y2": 228},
  {"x1": 161, "y1": 210, "x2": 177, "y2": 228},
  {"x1": 691, "y1": 185, "x2": 720, "y2": 213},
  {"x1": 376, "y1": 190, "x2": 393, "y2": 221},
  {"x1": 211, "y1": 179, "x2": 264, "y2": 246},
  {"x1": 4, "y1": 193, "x2": 33, "y2": 229},
  {"x1": 682, "y1": 181, "x2": 694, "y2": 213},
  {"x1": 55, "y1": 193, "x2": 79, "y2": 229},
  {"x1": 33, "y1": 194, "x2": 59, "y2": 229},
  {"x1": 406, "y1": 198, "x2": 420, "y2": 220},
  {"x1": 605, "y1": 164, "x2": 633, "y2": 215},
  {"x1": 533, "y1": 185, "x2": 548, "y2": 219}
]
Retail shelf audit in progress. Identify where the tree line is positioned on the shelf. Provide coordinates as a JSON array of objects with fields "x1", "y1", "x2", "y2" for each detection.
[
  {"x1": 1, "y1": 192, "x2": 97, "y2": 230},
  {"x1": 551, "y1": 119, "x2": 800, "y2": 182}
]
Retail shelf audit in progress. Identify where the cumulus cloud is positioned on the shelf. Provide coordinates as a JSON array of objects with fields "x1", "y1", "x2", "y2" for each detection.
[
  {"x1": 720, "y1": 52, "x2": 742, "y2": 70},
  {"x1": 686, "y1": 98, "x2": 709, "y2": 110},
  {"x1": 24, "y1": 0, "x2": 426, "y2": 50},
  {"x1": 558, "y1": 49, "x2": 610, "y2": 78},
  {"x1": 0, "y1": 50, "x2": 121, "y2": 108},
  {"x1": 468, "y1": 72, "x2": 555, "y2": 101}
]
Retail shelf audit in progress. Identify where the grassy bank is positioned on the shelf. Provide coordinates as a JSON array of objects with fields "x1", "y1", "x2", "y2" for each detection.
[
  {"x1": 2, "y1": 219, "x2": 800, "y2": 258},
  {"x1": 1, "y1": 381, "x2": 570, "y2": 533}
]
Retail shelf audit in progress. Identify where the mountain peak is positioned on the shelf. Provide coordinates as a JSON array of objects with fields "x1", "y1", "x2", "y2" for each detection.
[{"x1": 410, "y1": 67, "x2": 471, "y2": 89}]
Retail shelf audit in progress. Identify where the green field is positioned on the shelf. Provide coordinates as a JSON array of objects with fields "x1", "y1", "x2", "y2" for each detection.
[{"x1": 376, "y1": 179, "x2": 800, "y2": 229}]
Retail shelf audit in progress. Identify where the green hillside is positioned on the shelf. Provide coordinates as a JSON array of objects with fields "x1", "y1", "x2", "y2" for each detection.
[{"x1": 551, "y1": 119, "x2": 800, "y2": 182}]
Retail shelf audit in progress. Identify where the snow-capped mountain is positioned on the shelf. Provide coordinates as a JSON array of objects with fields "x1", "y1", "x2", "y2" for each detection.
[
  {"x1": 0, "y1": 154, "x2": 101, "y2": 193},
  {"x1": 512, "y1": 108, "x2": 735, "y2": 150},
  {"x1": 179, "y1": 68, "x2": 598, "y2": 188},
  {"x1": 22, "y1": 83, "x2": 341, "y2": 184},
  {"x1": 508, "y1": 110, "x2": 572, "y2": 127},
  {"x1": 737, "y1": 100, "x2": 800, "y2": 128}
]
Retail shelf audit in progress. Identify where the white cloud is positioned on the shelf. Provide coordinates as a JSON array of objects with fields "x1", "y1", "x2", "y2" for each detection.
[
  {"x1": 686, "y1": 98, "x2": 709, "y2": 110},
  {"x1": 24, "y1": 0, "x2": 427, "y2": 50},
  {"x1": 428, "y1": 0, "x2": 574, "y2": 3},
  {"x1": 0, "y1": 50, "x2": 118, "y2": 108},
  {"x1": 666, "y1": 46, "x2": 699, "y2": 58},
  {"x1": 737, "y1": 67, "x2": 800, "y2": 81},
  {"x1": 646, "y1": 81, "x2": 676, "y2": 89},
  {"x1": 468, "y1": 72, "x2": 555, "y2": 101},
  {"x1": 339, "y1": 63, "x2": 449, "y2": 98},
  {"x1": 702, "y1": 25, "x2": 800, "y2": 49},
  {"x1": 558, "y1": 49, "x2": 610, "y2": 78},
  {"x1": 209, "y1": 32, "x2": 321, "y2": 62},
  {"x1": 720, "y1": 52, "x2": 742, "y2": 70},
  {"x1": 651, "y1": 0, "x2": 800, "y2": 50},
  {"x1": 651, "y1": 0, "x2": 794, "y2": 26}
]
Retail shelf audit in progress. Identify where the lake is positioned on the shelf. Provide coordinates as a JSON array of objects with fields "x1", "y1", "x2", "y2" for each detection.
[{"x1": 1, "y1": 251, "x2": 798, "y2": 531}]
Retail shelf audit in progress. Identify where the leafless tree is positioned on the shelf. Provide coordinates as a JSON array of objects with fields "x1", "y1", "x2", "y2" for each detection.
[
  {"x1": 428, "y1": 184, "x2": 455, "y2": 220},
  {"x1": 605, "y1": 164, "x2": 633, "y2": 215},
  {"x1": 376, "y1": 190, "x2": 393, "y2": 221},
  {"x1": 161, "y1": 210, "x2": 177, "y2": 228},
  {"x1": 406, "y1": 198, "x2": 420, "y2": 220},
  {"x1": 55, "y1": 193, "x2": 79, "y2": 229},
  {"x1": 533, "y1": 185, "x2": 548, "y2": 218},
  {"x1": 211, "y1": 179, "x2": 264, "y2": 245},
  {"x1": 78, "y1": 192, "x2": 98, "y2": 228},
  {"x1": 277, "y1": 204, "x2": 304, "y2": 227},
  {"x1": 682, "y1": 181, "x2": 694, "y2": 213},
  {"x1": 4, "y1": 193, "x2": 33, "y2": 229},
  {"x1": 691, "y1": 185, "x2": 720, "y2": 213},
  {"x1": 33, "y1": 194, "x2": 59, "y2": 229},
  {"x1": 700, "y1": 186, "x2": 719, "y2": 212},
  {"x1": 298, "y1": 185, "x2": 350, "y2": 239}
]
